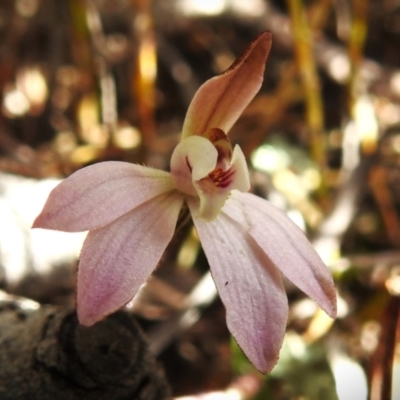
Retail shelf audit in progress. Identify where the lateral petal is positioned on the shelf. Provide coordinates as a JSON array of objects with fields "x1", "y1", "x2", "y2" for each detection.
[
  {"x1": 225, "y1": 192, "x2": 337, "y2": 318},
  {"x1": 188, "y1": 198, "x2": 288, "y2": 374},
  {"x1": 181, "y1": 32, "x2": 272, "y2": 138},
  {"x1": 77, "y1": 191, "x2": 184, "y2": 326},
  {"x1": 33, "y1": 161, "x2": 174, "y2": 232}
]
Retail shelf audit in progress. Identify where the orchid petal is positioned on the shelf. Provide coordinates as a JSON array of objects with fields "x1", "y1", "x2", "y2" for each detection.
[
  {"x1": 171, "y1": 136, "x2": 218, "y2": 195},
  {"x1": 188, "y1": 198, "x2": 288, "y2": 373},
  {"x1": 33, "y1": 161, "x2": 174, "y2": 232},
  {"x1": 195, "y1": 145, "x2": 250, "y2": 221},
  {"x1": 77, "y1": 191, "x2": 184, "y2": 326},
  {"x1": 181, "y1": 32, "x2": 272, "y2": 138},
  {"x1": 225, "y1": 192, "x2": 337, "y2": 318}
]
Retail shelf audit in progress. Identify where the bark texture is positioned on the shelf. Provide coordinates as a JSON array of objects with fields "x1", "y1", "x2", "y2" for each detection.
[{"x1": 0, "y1": 302, "x2": 170, "y2": 399}]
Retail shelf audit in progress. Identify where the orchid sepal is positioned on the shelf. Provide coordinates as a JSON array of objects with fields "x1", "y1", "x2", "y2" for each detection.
[
  {"x1": 77, "y1": 191, "x2": 184, "y2": 326},
  {"x1": 181, "y1": 31, "x2": 272, "y2": 138},
  {"x1": 224, "y1": 191, "x2": 337, "y2": 319},
  {"x1": 188, "y1": 197, "x2": 289, "y2": 373},
  {"x1": 32, "y1": 161, "x2": 175, "y2": 232}
]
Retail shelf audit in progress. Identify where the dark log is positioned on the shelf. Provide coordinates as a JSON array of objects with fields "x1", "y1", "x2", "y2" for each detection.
[{"x1": 0, "y1": 302, "x2": 170, "y2": 400}]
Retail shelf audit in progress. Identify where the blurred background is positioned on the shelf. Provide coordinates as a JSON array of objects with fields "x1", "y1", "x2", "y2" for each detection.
[{"x1": 0, "y1": 0, "x2": 399, "y2": 398}]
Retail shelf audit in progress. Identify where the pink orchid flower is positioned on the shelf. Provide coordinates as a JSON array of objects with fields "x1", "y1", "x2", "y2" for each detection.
[{"x1": 33, "y1": 32, "x2": 336, "y2": 373}]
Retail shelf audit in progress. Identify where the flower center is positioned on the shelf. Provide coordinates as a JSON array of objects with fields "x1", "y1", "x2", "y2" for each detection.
[
  {"x1": 201, "y1": 128, "x2": 232, "y2": 170},
  {"x1": 205, "y1": 167, "x2": 235, "y2": 189},
  {"x1": 170, "y1": 129, "x2": 250, "y2": 220}
]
